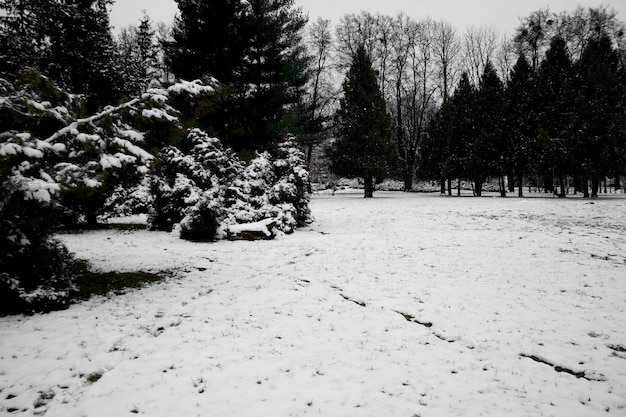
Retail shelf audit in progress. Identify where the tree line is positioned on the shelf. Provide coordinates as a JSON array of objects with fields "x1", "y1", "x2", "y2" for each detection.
[
  {"x1": 425, "y1": 14, "x2": 626, "y2": 197},
  {"x1": 306, "y1": 6, "x2": 626, "y2": 197}
]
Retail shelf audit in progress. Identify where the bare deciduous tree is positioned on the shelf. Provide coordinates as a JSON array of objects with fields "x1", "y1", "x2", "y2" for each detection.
[
  {"x1": 463, "y1": 24, "x2": 499, "y2": 85},
  {"x1": 432, "y1": 19, "x2": 461, "y2": 103}
]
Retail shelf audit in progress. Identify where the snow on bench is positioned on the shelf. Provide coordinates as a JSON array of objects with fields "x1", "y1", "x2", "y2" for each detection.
[{"x1": 226, "y1": 218, "x2": 276, "y2": 241}]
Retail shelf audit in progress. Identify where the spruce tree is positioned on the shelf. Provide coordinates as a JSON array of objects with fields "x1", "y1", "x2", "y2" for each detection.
[
  {"x1": 167, "y1": 0, "x2": 310, "y2": 150},
  {"x1": 468, "y1": 61, "x2": 505, "y2": 196},
  {"x1": 506, "y1": 53, "x2": 536, "y2": 197},
  {"x1": 447, "y1": 73, "x2": 476, "y2": 195},
  {"x1": 168, "y1": 0, "x2": 246, "y2": 83},
  {"x1": 328, "y1": 45, "x2": 395, "y2": 198},
  {"x1": 534, "y1": 36, "x2": 574, "y2": 197},
  {"x1": 571, "y1": 35, "x2": 626, "y2": 196},
  {"x1": 0, "y1": 0, "x2": 121, "y2": 112}
]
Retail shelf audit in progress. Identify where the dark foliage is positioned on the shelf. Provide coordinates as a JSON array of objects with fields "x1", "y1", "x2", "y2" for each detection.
[
  {"x1": 0, "y1": 0, "x2": 122, "y2": 112},
  {"x1": 328, "y1": 45, "x2": 396, "y2": 198},
  {"x1": 166, "y1": 0, "x2": 310, "y2": 150}
]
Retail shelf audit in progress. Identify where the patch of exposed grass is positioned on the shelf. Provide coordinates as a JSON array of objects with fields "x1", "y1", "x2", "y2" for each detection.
[
  {"x1": 520, "y1": 354, "x2": 589, "y2": 380},
  {"x1": 104, "y1": 223, "x2": 148, "y2": 231},
  {"x1": 71, "y1": 261, "x2": 168, "y2": 301},
  {"x1": 56, "y1": 222, "x2": 147, "y2": 235}
]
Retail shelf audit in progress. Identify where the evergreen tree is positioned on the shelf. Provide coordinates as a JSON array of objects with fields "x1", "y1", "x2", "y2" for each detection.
[
  {"x1": 468, "y1": 61, "x2": 505, "y2": 196},
  {"x1": 136, "y1": 13, "x2": 159, "y2": 82},
  {"x1": 571, "y1": 35, "x2": 626, "y2": 196},
  {"x1": 1, "y1": 71, "x2": 218, "y2": 312},
  {"x1": 116, "y1": 26, "x2": 146, "y2": 98},
  {"x1": 116, "y1": 13, "x2": 161, "y2": 98},
  {"x1": 423, "y1": 72, "x2": 475, "y2": 196},
  {"x1": 167, "y1": 0, "x2": 246, "y2": 83},
  {"x1": 505, "y1": 53, "x2": 536, "y2": 197},
  {"x1": 235, "y1": 0, "x2": 310, "y2": 148},
  {"x1": 328, "y1": 45, "x2": 395, "y2": 198},
  {"x1": 422, "y1": 100, "x2": 451, "y2": 192},
  {"x1": 0, "y1": 0, "x2": 50, "y2": 76},
  {"x1": 167, "y1": 0, "x2": 310, "y2": 150},
  {"x1": 446, "y1": 73, "x2": 475, "y2": 194},
  {"x1": 534, "y1": 36, "x2": 574, "y2": 197},
  {"x1": 0, "y1": 0, "x2": 121, "y2": 112}
]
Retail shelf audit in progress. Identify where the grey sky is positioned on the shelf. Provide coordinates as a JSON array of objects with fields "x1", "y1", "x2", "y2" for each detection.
[{"x1": 110, "y1": 0, "x2": 626, "y2": 36}]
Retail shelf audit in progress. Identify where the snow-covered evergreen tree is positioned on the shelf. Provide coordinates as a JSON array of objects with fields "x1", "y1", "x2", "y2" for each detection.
[
  {"x1": 150, "y1": 132, "x2": 312, "y2": 240},
  {"x1": 116, "y1": 12, "x2": 162, "y2": 98},
  {"x1": 149, "y1": 128, "x2": 243, "y2": 239},
  {"x1": 0, "y1": 70, "x2": 219, "y2": 313}
]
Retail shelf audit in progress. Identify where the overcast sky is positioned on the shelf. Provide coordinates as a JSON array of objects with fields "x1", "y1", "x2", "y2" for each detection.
[{"x1": 110, "y1": 0, "x2": 626, "y2": 36}]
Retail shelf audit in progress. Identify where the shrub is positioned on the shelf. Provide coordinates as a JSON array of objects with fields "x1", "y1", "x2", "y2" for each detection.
[
  {"x1": 0, "y1": 235, "x2": 76, "y2": 315},
  {"x1": 150, "y1": 132, "x2": 313, "y2": 240}
]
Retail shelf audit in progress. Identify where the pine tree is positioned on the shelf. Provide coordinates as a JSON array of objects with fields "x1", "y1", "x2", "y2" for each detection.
[
  {"x1": 116, "y1": 13, "x2": 161, "y2": 98},
  {"x1": 447, "y1": 73, "x2": 476, "y2": 194},
  {"x1": 167, "y1": 0, "x2": 310, "y2": 150},
  {"x1": 467, "y1": 61, "x2": 505, "y2": 196},
  {"x1": 136, "y1": 13, "x2": 159, "y2": 90},
  {"x1": 1, "y1": 71, "x2": 218, "y2": 312},
  {"x1": 423, "y1": 73, "x2": 475, "y2": 196},
  {"x1": 236, "y1": 0, "x2": 310, "y2": 148},
  {"x1": 505, "y1": 53, "x2": 536, "y2": 197},
  {"x1": 168, "y1": 0, "x2": 246, "y2": 83},
  {"x1": 0, "y1": 0, "x2": 121, "y2": 112},
  {"x1": 534, "y1": 36, "x2": 574, "y2": 197},
  {"x1": 571, "y1": 35, "x2": 626, "y2": 196},
  {"x1": 328, "y1": 45, "x2": 395, "y2": 198}
]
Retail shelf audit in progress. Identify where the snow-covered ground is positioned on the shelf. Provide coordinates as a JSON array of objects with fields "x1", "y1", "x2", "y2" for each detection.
[{"x1": 2, "y1": 191, "x2": 626, "y2": 417}]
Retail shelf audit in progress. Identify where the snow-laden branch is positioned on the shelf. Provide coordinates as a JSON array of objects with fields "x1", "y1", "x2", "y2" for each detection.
[{"x1": 44, "y1": 98, "x2": 141, "y2": 143}]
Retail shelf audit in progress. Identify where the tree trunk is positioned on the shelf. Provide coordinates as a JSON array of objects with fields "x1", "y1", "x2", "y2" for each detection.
[
  {"x1": 364, "y1": 175, "x2": 374, "y2": 198},
  {"x1": 591, "y1": 178, "x2": 599, "y2": 198},
  {"x1": 86, "y1": 210, "x2": 98, "y2": 228},
  {"x1": 403, "y1": 171, "x2": 413, "y2": 192},
  {"x1": 499, "y1": 175, "x2": 507, "y2": 197},
  {"x1": 474, "y1": 178, "x2": 483, "y2": 197},
  {"x1": 518, "y1": 173, "x2": 524, "y2": 197},
  {"x1": 543, "y1": 175, "x2": 553, "y2": 193},
  {"x1": 305, "y1": 144, "x2": 314, "y2": 193},
  {"x1": 558, "y1": 175, "x2": 566, "y2": 198},
  {"x1": 573, "y1": 175, "x2": 581, "y2": 195},
  {"x1": 440, "y1": 178, "x2": 446, "y2": 194},
  {"x1": 447, "y1": 179, "x2": 452, "y2": 196}
]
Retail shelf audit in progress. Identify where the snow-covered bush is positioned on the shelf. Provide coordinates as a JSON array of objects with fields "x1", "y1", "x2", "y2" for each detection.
[
  {"x1": 270, "y1": 135, "x2": 313, "y2": 228},
  {"x1": 149, "y1": 132, "x2": 313, "y2": 240},
  {"x1": 0, "y1": 235, "x2": 76, "y2": 315},
  {"x1": 102, "y1": 178, "x2": 153, "y2": 219},
  {"x1": 149, "y1": 129, "x2": 243, "y2": 239},
  {"x1": 222, "y1": 151, "x2": 276, "y2": 226}
]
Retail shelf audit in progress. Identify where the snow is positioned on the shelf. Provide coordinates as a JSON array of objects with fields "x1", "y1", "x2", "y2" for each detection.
[
  {"x1": 21, "y1": 177, "x2": 60, "y2": 203},
  {"x1": 99, "y1": 154, "x2": 124, "y2": 169},
  {"x1": 141, "y1": 108, "x2": 178, "y2": 121},
  {"x1": 166, "y1": 79, "x2": 216, "y2": 95},
  {"x1": 0, "y1": 142, "x2": 21, "y2": 156},
  {"x1": 21, "y1": 147, "x2": 44, "y2": 159},
  {"x1": 227, "y1": 218, "x2": 276, "y2": 237},
  {"x1": 116, "y1": 130, "x2": 145, "y2": 142},
  {"x1": 2, "y1": 192, "x2": 626, "y2": 416}
]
